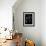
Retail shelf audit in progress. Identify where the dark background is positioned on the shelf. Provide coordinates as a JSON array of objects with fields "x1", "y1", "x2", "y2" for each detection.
[{"x1": 25, "y1": 14, "x2": 32, "y2": 24}]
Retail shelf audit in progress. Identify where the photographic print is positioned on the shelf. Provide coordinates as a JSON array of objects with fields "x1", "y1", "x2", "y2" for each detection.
[{"x1": 23, "y1": 12, "x2": 35, "y2": 27}]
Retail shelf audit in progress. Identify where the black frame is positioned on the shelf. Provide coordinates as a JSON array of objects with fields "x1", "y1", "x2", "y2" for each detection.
[{"x1": 23, "y1": 12, "x2": 35, "y2": 27}]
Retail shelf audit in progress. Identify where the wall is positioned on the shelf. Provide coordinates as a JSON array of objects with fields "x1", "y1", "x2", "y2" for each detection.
[
  {"x1": 41, "y1": 0, "x2": 46, "y2": 46},
  {"x1": 13, "y1": 0, "x2": 41, "y2": 46},
  {"x1": 0, "y1": 0, "x2": 16, "y2": 30}
]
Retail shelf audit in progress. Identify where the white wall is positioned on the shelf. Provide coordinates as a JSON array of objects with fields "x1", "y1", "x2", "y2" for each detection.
[
  {"x1": 13, "y1": 0, "x2": 41, "y2": 46},
  {"x1": 41, "y1": 0, "x2": 46, "y2": 46},
  {"x1": 0, "y1": 0, "x2": 16, "y2": 30}
]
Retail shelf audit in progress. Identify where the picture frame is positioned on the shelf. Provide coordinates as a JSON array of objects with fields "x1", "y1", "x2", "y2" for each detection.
[
  {"x1": 23, "y1": 12, "x2": 35, "y2": 27},
  {"x1": 13, "y1": 13, "x2": 15, "y2": 31}
]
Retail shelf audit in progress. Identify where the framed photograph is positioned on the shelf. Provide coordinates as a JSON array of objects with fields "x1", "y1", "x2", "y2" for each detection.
[{"x1": 23, "y1": 12, "x2": 35, "y2": 27}]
